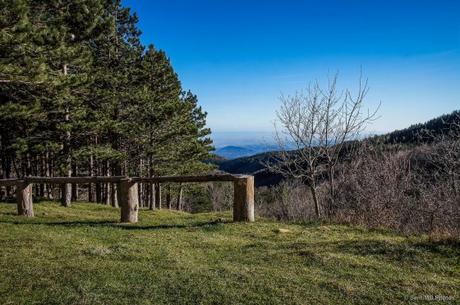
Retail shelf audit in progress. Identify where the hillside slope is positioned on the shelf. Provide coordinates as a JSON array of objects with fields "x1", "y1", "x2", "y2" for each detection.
[
  {"x1": 371, "y1": 109, "x2": 460, "y2": 145},
  {"x1": 0, "y1": 202, "x2": 458, "y2": 305},
  {"x1": 217, "y1": 152, "x2": 283, "y2": 186}
]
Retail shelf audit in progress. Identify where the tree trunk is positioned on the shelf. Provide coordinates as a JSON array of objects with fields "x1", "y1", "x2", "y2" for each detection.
[
  {"x1": 88, "y1": 153, "x2": 94, "y2": 202},
  {"x1": 309, "y1": 182, "x2": 321, "y2": 218},
  {"x1": 327, "y1": 165, "x2": 335, "y2": 217},
  {"x1": 176, "y1": 183, "x2": 183, "y2": 210},
  {"x1": 45, "y1": 151, "x2": 53, "y2": 199},
  {"x1": 137, "y1": 182, "x2": 142, "y2": 208},
  {"x1": 155, "y1": 183, "x2": 161, "y2": 209},
  {"x1": 71, "y1": 163, "x2": 78, "y2": 201},
  {"x1": 61, "y1": 183, "x2": 72, "y2": 207},
  {"x1": 39, "y1": 155, "x2": 45, "y2": 197},
  {"x1": 96, "y1": 182, "x2": 101, "y2": 203},
  {"x1": 105, "y1": 161, "x2": 111, "y2": 205},
  {"x1": 166, "y1": 184, "x2": 171, "y2": 209},
  {"x1": 61, "y1": 63, "x2": 72, "y2": 207},
  {"x1": 148, "y1": 183, "x2": 155, "y2": 210},
  {"x1": 111, "y1": 182, "x2": 118, "y2": 208}
]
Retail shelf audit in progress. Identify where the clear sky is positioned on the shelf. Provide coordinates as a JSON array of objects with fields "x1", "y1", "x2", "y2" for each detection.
[{"x1": 123, "y1": 0, "x2": 459, "y2": 137}]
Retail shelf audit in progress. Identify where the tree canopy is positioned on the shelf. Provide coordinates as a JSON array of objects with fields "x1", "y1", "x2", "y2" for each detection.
[{"x1": 0, "y1": 0, "x2": 214, "y2": 205}]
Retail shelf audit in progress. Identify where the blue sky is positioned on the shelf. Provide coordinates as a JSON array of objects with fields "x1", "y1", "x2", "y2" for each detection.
[{"x1": 123, "y1": 0, "x2": 460, "y2": 139}]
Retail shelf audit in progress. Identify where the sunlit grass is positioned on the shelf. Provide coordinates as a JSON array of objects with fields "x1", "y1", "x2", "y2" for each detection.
[{"x1": 0, "y1": 202, "x2": 458, "y2": 305}]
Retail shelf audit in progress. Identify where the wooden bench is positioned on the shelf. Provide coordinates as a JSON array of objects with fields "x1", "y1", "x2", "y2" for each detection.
[{"x1": 0, "y1": 174, "x2": 255, "y2": 223}]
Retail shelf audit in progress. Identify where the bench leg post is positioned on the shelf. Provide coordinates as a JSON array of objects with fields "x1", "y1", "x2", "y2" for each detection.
[
  {"x1": 233, "y1": 176, "x2": 254, "y2": 222},
  {"x1": 16, "y1": 181, "x2": 34, "y2": 217},
  {"x1": 119, "y1": 179, "x2": 139, "y2": 223}
]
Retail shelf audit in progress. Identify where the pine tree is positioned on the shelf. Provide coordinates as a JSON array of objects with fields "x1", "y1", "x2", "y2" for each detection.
[
  {"x1": 0, "y1": 0, "x2": 50, "y2": 184},
  {"x1": 34, "y1": 0, "x2": 107, "y2": 206},
  {"x1": 85, "y1": 0, "x2": 144, "y2": 205}
]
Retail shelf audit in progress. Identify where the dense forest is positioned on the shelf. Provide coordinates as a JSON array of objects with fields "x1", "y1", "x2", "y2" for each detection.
[{"x1": 0, "y1": 0, "x2": 213, "y2": 207}]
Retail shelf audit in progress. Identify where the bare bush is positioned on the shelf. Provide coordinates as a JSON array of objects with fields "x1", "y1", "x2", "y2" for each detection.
[
  {"x1": 207, "y1": 182, "x2": 233, "y2": 212},
  {"x1": 333, "y1": 140, "x2": 460, "y2": 237},
  {"x1": 256, "y1": 180, "x2": 316, "y2": 221}
]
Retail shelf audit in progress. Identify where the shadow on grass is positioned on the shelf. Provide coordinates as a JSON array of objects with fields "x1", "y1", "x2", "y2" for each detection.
[
  {"x1": 271, "y1": 238, "x2": 460, "y2": 264},
  {"x1": 0, "y1": 218, "x2": 230, "y2": 231},
  {"x1": 333, "y1": 239, "x2": 460, "y2": 259}
]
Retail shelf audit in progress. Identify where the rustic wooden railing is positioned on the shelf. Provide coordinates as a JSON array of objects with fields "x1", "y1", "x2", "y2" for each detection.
[{"x1": 0, "y1": 174, "x2": 255, "y2": 223}]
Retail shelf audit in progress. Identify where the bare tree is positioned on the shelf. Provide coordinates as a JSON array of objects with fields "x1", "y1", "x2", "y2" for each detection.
[{"x1": 266, "y1": 73, "x2": 379, "y2": 218}]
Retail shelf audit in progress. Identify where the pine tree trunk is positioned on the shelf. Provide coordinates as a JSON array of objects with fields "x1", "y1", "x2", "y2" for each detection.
[
  {"x1": 105, "y1": 161, "x2": 111, "y2": 205},
  {"x1": 155, "y1": 183, "x2": 161, "y2": 209},
  {"x1": 40, "y1": 154, "x2": 45, "y2": 197},
  {"x1": 71, "y1": 163, "x2": 78, "y2": 201},
  {"x1": 166, "y1": 184, "x2": 171, "y2": 209},
  {"x1": 46, "y1": 151, "x2": 53, "y2": 199},
  {"x1": 149, "y1": 183, "x2": 155, "y2": 210},
  {"x1": 176, "y1": 183, "x2": 183, "y2": 210},
  {"x1": 88, "y1": 153, "x2": 94, "y2": 202},
  {"x1": 111, "y1": 182, "x2": 118, "y2": 208},
  {"x1": 96, "y1": 182, "x2": 101, "y2": 203},
  {"x1": 96, "y1": 159, "x2": 102, "y2": 203},
  {"x1": 61, "y1": 63, "x2": 72, "y2": 207},
  {"x1": 61, "y1": 183, "x2": 72, "y2": 207},
  {"x1": 26, "y1": 153, "x2": 31, "y2": 176},
  {"x1": 137, "y1": 159, "x2": 141, "y2": 207}
]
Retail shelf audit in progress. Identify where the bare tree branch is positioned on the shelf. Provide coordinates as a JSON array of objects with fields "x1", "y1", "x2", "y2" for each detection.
[{"x1": 265, "y1": 73, "x2": 380, "y2": 218}]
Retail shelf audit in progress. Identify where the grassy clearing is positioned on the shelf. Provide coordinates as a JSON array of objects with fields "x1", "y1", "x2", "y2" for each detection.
[{"x1": 0, "y1": 202, "x2": 458, "y2": 305}]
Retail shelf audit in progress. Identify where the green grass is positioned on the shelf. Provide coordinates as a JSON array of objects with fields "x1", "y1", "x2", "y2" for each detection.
[{"x1": 0, "y1": 202, "x2": 458, "y2": 305}]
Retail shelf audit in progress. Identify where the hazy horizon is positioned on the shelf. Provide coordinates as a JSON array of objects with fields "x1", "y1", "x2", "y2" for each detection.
[{"x1": 212, "y1": 129, "x2": 389, "y2": 149}]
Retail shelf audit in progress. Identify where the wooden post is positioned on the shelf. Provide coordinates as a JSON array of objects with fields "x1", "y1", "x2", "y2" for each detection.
[
  {"x1": 233, "y1": 176, "x2": 254, "y2": 222},
  {"x1": 16, "y1": 181, "x2": 34, "y2": 217},
  {"x1": 119, "y1": 179, "x2": 139, "y2": 223}
]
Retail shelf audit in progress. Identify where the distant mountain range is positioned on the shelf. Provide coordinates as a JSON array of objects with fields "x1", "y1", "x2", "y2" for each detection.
[{"x1": 214, "y1": 144, "x2": 279, "y2": 159}]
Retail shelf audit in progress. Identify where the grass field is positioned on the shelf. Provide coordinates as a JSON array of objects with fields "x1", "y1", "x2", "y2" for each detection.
[{"x1": 0, "y1": 202, "x2": 458, "y2": 305}]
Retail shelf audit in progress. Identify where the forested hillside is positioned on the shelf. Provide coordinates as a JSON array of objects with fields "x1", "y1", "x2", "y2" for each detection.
[
  {"x1": 0, "y1": 0, "x2": 213, "y2": 205},
  {"x1": 370, "y1": 110, "x2": 460, "y2": 145}
]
